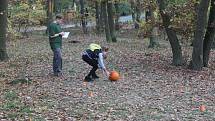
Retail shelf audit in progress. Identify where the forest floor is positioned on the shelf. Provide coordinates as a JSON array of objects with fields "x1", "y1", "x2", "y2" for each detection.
[{"x1": 0, "y1": 29, "x2": 215, "y2": 121}]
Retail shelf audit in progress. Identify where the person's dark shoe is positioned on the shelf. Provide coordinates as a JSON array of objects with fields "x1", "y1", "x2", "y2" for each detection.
[
  {"x1": 54, "y1": 73, "x2": 59, "y2": 77},
  {"x1": 92, "y1": 74, "x2": 99, "y2": 79},
  {"x1": 54, "y1": 72, "x2": 64, "y2": 77},
  {"x1": 84, "y1": 76, "x2": 93, "y2": 82}
]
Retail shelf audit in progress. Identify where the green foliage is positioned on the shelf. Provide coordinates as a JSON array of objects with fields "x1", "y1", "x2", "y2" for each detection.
[
  {"x1": 138, "y1": 20, "x2": 153, "y2": 37},
  {"x1": 2, "y1": 101, "x2": 19, "y2": 110},
  {"x1": 20, "y1": 106, "x2": 34, "y2": 113},
  {"x1": 1, "y1": 90, "x2": 34, "y2": 120},
  {"x1": 9, "y1": 1, "x2": 46, "y2": 26},
  {"x1": 7, "y1": 113, "x2": 19, "y2": 120},
  {"x1": 167, "y1": 0, "x2": 187, "y2": 5},
  {"x1": 60, "y1": 0, "x2": 73, "y2": 10},
  {"x1": 4, "y1": 91, "x2": 18, "y2": 101},
  {"x1": 7, "y1": 0, "x2": 47, "y2": 39},
  {"x1": 135, "y1": 0, "x2": 196, "y2": 40},
  {"x1": 166, "y1": 0, "x2": 197, "y2": 40},
  {"x1": 118, "y1": 2, "x2": 132, "y2": 16},
  {"x1": 9, "y1": 78, "x2": 32, "y2": 85}
]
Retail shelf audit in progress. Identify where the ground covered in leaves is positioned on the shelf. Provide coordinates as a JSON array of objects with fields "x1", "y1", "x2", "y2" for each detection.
[{"x1": 0, "y1": 31, "x2": 215, "y2": 121}]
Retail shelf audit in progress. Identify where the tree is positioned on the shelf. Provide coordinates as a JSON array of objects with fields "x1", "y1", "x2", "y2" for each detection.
[
  {"x1": 99, "y1": 1, "x2": 104, "y2": 31},
  {"x1": 130, "y1": 0, "x2": 141, "y2": 28},
  {"x1": 189, "y1": 0, "x2": 210, "y2": 70},
  {"x1": 0, "y1": 0, "x2": 9, "y2": 61},
  {"x1": 135, "y1": 0, "x2": 141, "y2": 23},
  {"x1": 80, "y1": 0, "x2": 87, "y2": 34},
  {"x1": 107, "y1": 0, "x2": 117, "y2": 42},
  {"x1": 95, "y1": 1, "x2": 101, "y2": 33},
  {"x1": 102, "y1": 1, "x2": 111, "y2": 42},
  {"x1": 148, "y1": 4, "x2": 159, "y2": 48},
  {"x1": 47, "y1": 0, "x2": 54, "y2": 34},
  {"x1": 114, "y1": 1, "x2": 120, "y2": 30},
  {"x1": 54, "y1": 0, "x2": 61, "y2": 13},
  {"x1": 157, "y1": 0, "x2": 183, "y2": 66},
  {"x1": 203, "y1": 0, "x2": 215, "y2": 67}
]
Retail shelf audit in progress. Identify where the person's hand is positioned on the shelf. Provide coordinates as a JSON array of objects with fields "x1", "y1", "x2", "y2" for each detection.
[
  {"x1": 59, "y1": 32, "x2": 64, "y2": 36},
  {"x1": 105, "y1": 69, "x2": 110, "y2": 77}
]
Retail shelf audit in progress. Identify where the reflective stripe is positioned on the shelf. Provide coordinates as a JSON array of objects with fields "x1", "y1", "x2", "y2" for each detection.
[{"x1": 82, "y1": 50, "x2": 93, "y2": 60}]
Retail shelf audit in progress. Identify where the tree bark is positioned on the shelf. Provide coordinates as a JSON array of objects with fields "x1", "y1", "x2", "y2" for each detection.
[
  {"x1": 114, "y1": 1, "x2": 120, "y2": 30},
  {"x1": 189, "y1": 0, "x2": 210, "y2": 70},
  {"x1": 157, "y1": 0, "x2": 183, "y2": 66},
  {"x1": 107, "y1": 0, "x2": 117, "y2": 42},
  {"x1": 135, "y1": 0, "x2": 141, "y2": 23},
  {"x1": 80, "y1": 0, "x2": 87, "y2": 34},
  {"x1": 95, "y1": 1, "x2": 100, "y2": 33},
  {"x1": 149, "y1": 27, "x2": 159, "y2": 48},
  {"x1": 100, "y1": 2, "x2": 104, "y2": 31},
  {"x1": 130, "y1": 0, "x2": 136, "y2": 22},
  {"x1": 102, "y1": 1, "x2": 111, "y2": 42},
  {"x1": 148, "y1": 8, "x2": 159, "y2": 48},
  {"x1": 46, "y1": 0, "x2": 54, "y2": 34},
  {"x1": 203, "y1": 0, "x2": 215, "y2": 67},
  {"x1": 54, "y1": 0, "x2": 61, "y2": 13},
  {"x1": 0, "y1": 0, "x2": 8, "y2": 61}
]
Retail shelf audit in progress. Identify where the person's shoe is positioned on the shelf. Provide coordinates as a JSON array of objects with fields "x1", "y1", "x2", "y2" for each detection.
[
  {"x1": 84, "y1": 76, "x2": 93, "y2": 82},
  {"x1": 54, "y1": 73, "x2": 59, "y2": 77},
  {"x1": 54, "y1": 72, "x2": 63, "y2": 77},
  {"x1": 92, "y1": 74, "x2": 99, "y2": 79}
]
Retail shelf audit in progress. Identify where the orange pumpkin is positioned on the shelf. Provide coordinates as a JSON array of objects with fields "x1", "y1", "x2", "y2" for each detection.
[{"x1": 109, "y1": 71, "x2": 120, "y2": 81}]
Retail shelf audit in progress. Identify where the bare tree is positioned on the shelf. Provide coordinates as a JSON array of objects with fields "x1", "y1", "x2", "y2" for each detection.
[
  {"x1": 0, "y1": 0, "x2": 8, "y2": 61},
  {"x1": 189, "y1": 0, "x2": 210, "y2": 70}
]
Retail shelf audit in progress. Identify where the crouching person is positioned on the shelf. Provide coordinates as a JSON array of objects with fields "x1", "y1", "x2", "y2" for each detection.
[{"x1": 82, "y1": 43, "x2": 110, "y2": 82}]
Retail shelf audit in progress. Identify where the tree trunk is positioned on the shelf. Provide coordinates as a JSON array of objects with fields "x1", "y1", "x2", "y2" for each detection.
[
  {"x1": 102, "y1": 1, "x2": 111, "y2": 42},
  {"x1": 114, "y1": 1, "x2": 120, "y2": 30},
  {"x1": 131, "y1": 0, "x2": 140, "y2": 29},
  {"x1": 54, "y1": 0, "x2": 61, "y2": 13},
  {"x1": 100, "y1": 2, "x2": 104, "y2": 31},
  {"x1": 145, "y1": 9, "x2": 151, "y2": 22},
  {"x1": 107, "y1": 0, "x2": 117, "y2": 42},
  {"x1": 148, "y1": 8, "x2": 159, "y2": 48},
  {"x1": 72, "y1": 0, "x2": 75, "y2": 7},
  {"x1": 135, "y1": 0, "x2": 141, "y2": 23},
  {"x1": 203, "y1": 0, "x2": 215, "y2": 67},
  {"x1": 95, "y1": 1, "x2": 101, "y2": 33},
  {"x1": 149, "y1": 27, "x2": 159, "y2": 48},
  {"x1": 189, "y1": 0, "x2": 210, "y2": 70},
  {"x1": 46, "y1": 0, "x2": 54, "y2": 34},
  {"x1": 80, "y1": 0, "x2": 87, "y2": 34},
  {"x1": 130, "y1": 1, "x2": 135, "y2": 22},
  {"x1": 0, "y1": 0, "x2": 8, "y2": 61},
  {"x1": 157, "y1": 0, "x2": 183, "y2": 66}
]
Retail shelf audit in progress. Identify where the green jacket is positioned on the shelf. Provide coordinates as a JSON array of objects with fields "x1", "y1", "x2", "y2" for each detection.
[{"x1": 48, "y1": 22, "x2": 62, "y2": 51}]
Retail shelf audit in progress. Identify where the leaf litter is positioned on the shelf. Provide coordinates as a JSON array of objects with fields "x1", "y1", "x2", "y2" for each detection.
[{"x1": 0, "y1": 34, "x2": 214, "y2": 120}]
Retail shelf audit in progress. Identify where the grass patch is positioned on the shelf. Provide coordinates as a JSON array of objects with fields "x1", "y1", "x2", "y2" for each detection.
[
  {"x1": 1, "y1": 90, "x2": 35, "y2": 120},
  {"x1": 33, "y1": 116, "x2": 46, "y2": 121},
  {"x1": 4, "y1": 90, "x2": 18, "y2": 101},
  {"x1": 9, "y1": 78, "x2": 32, "y2": 85},
  {"x1": 7, "y1": 113, "x2": 19, "y2": 120}
]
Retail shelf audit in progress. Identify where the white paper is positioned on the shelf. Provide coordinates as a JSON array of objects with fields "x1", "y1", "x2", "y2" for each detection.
[{"x1": 62, "y1": 32, "x2": 70, "y2": 38}]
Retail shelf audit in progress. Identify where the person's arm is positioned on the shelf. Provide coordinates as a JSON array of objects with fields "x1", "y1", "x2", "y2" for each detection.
[
  {"x1": 50, "y1": 32, "x2": 64, "y2": 38},
  {"x1": 49, "y1": 24, "x2": 64, "y2": 38},
  {"x1": 98, "y1": 53, "x2": 109, "y2": 76}
]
